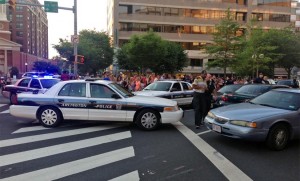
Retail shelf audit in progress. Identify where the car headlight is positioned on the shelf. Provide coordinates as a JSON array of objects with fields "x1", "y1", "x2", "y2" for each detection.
[
  {"x1": 230, "y1": 120, "x2": 257, "y2": 128},
  {"x1": 207, "y1": 111, "x2": 216, "y2": 119},
  {"x1": 164, "y1": 105, "x2": 179, "y2": 112}
]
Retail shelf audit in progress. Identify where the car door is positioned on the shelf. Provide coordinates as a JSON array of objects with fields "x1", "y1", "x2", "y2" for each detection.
[
  {"x1": 54, "y1": 82, "x2": 89, "y2": 120},
  {"x1": 28, "y1": 78, "x2": 42, "y2": 92},
  {"x1": 88, "y1": 83, "x2": 126, "y2": 121},
  {"x1": 181, "y1": 82, "x2": 194, "y2": 105},
  {"x1": 14, "y1": 78, "x2": 31, "y2": 93},
  {"x1": 169, "y1": 82, "x2": 185, "y2": 105}
]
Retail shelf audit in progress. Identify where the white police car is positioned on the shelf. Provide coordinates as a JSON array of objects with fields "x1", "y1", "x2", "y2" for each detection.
[
  {"x1": 10, "y1": 79, "x2": 183, "y2": 130},
  {"x1": 135, "y1": 80, "x2": 194, "y2": 106}
]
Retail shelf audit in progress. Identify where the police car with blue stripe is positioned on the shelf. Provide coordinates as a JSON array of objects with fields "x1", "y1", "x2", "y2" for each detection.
[
  {"x1": 10, "y1": 79, "x2": 183, "y2": 130},
  {"x1": 135, "y1": 80, "x2": 194, "y2": 106}
]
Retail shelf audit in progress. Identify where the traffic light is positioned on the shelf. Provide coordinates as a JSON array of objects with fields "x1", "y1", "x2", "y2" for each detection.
[
  {"x1": 78, "y1": 55, "x2": 84, "y2": 64},
  {"x1": 8, "y1": 0, "x2": 16, "y2": 11}
]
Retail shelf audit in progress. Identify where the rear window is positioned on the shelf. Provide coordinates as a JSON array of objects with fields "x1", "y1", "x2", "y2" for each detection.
[{"x1": 236, "y1": 85, "x2": 269, "y2": 95}]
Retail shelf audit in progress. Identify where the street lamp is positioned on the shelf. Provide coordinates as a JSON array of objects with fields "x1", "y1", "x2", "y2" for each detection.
[
  {"x1": 25, "y1": 62, "x2": 28, "y2": 72},
  {"x1": 252, "y1": 54, "x2": 264, "y2": 78}
]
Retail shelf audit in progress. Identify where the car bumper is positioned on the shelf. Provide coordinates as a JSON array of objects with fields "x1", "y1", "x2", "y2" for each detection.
[
  {"x1": 160, "y1": 108, "x2": 183, "y2": 124},
  {"x1": 10, "y1": 105, "x2": 38, "y2": 119},
  {"x1": 204, "y1": 116, "x2": 268, "y2": 141}
]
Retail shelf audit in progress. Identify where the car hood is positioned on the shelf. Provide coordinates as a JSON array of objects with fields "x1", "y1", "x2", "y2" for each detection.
[
  {"x1": 134, "y1": 91, "x2": 169, "y2": 97},
  {"x1": 127, "y1": 95, "x2": 177, "y2": 107},
  {"x1": 211, "y1": 103, "x2": 291, "y2": 121}
]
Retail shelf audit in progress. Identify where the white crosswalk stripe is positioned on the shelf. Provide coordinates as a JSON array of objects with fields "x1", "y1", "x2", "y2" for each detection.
[
  {"x1": 0, "y1": 124, "x2": 139, "y2": 180},
  {"x1": 0, "y1": 131, "x2": 132, "y2": 167},
  {"x1": 0, "y1": 109, "x2": 9, "y2": 114},
  {"x1": 2, "y1": 147, "x2": 135, "y2": 181},
  {"x1": 0, "y1": 125, "x2": 121, "y2": 148}
]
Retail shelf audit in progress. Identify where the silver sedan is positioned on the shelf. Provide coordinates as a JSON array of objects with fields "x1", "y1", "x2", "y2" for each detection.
[{"x1": 205, "y1": 88, "x2": 300, "y2": 150}]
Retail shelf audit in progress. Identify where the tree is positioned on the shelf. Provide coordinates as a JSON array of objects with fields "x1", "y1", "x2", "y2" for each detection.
[
  {"x1": 32, "y1": 61, "x2": 61, "y2": 74},
  {"x1": 53, "y1": 30, "x2": 114, "y2": 76},
  {"x1": 78, "y1": 30, "x2": 114, "y2": 75},
  {"x1": 117, "y1": 31, "x2": 188, "y2": 74},
  {"x1": 204, "y1": 9, "x2": 243, "y2": 78},
  {"x1": 262, "y1": 28, "x2": 300, "y2": 78}
]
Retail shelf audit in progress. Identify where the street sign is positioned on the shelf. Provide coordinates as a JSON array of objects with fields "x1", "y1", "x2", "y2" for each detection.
[
  {"x1": 44, "y1": 1, "x2": 58, "y2": 13},
  {"x1": 71, "y1": 35, "x2": 79, "y2": 44},
  {"x1": 0, "y1": 0, "x2": 5, "y2": 4}
]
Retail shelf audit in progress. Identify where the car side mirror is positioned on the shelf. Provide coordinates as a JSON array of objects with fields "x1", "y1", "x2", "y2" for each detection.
[{"x1": 111, "y1": 93, "x2": 121, "y2": 99}]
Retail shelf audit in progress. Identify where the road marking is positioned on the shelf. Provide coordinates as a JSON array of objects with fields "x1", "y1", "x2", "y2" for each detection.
[
  {"x1": 172, "y1": 122, "x2": 252, "y2": 181},
  {"x1": 2, "y1": 147, "x2": 135, "y2": 181},
  {"x1": 0, "y1": 125, "x2": 120, "y2": 148},
  {"x1": 197, "y1": 130, "x2": 211, "y2": 135},
  {"x1": 109, "y1": 171, "x2": 140, "y2": 181},
  {"x1": 0, "y1": 104, "x2": 7, "y2": 107},
  {"x1": 0, "y1": 131, "x2": 131, "y2": 167},
  {"x1": 0, "y1": 110, "x2": 9, "y2": 114},
  {"x1": 12, "y1": 126, "x2": 50, "y2": 134}
]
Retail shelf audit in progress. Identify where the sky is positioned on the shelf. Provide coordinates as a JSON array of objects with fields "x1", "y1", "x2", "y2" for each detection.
[{"x1": 38, "y1": 0, "x2": 108, "y2": 58}]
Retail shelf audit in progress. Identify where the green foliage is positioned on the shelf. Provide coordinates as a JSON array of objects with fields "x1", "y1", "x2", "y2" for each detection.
[
  {"x1": 117, "y1": 31, "x2": 188, "y2": 74},
  {"x1": 204, "y1": 9, "x2": 243, "y2": 77},
  {"x1": 52, "y1": 30, "x2": 114, "y2": 75},
  {"x1": 32, "y1": 61, "x2": 61, "y2": 74}
]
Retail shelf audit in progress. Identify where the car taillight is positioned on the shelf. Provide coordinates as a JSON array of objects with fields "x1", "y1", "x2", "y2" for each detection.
[{"x1": 221, "y1": 95, "x2": 228, "y2": 102}]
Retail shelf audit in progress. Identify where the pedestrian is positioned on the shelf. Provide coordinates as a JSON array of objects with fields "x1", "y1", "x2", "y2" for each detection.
[
  {"x1": 192, "y1": 70, "x2": 208, "y2": 129},
  {"x1": 253, "y1": 73, "x2": 264, "y2": 83},
  {"x1": 205, "y1": 73, "x2": 216, "y2": 116}
]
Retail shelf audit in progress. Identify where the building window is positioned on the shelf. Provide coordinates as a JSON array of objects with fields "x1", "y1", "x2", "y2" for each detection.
[
  {"x1": 16, "y1": 6, "x2": 23, "y2": 11},
  {"x1": 190, "y1": 59, "x2": 203, "y2": 67},
  {"x1": 16, "y1": 14, "x2": 23, "y2": 21},
  {"x1": 16, "y1": 23, "x2": 24, "y2": 29},
  {"x1": 16, "y1": 31, "x2": 23, "y2": 37}
]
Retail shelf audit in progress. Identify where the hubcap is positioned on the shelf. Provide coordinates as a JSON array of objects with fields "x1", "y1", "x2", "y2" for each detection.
[
  {"x1": 41, "y1": 109, "x2": 57, "y2": 125},
  {"x1": 141, "y1": 112, "x2": 157, "y2": 129},
  {"x1": 275, "y1": 130, "x2": 286, "y2": 146}
]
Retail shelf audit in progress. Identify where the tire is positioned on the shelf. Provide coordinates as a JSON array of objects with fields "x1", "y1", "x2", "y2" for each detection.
[
  {"x1": 136, "y1": 109, "x2": 160, "y2": 130},
  {"x1": 38, "y1": 107, "x2": 62, "y2": 128},
  {"x1": 10, "y1": 93, "x2": 17, "y2": 105},
  {"x1": 266, "y1": 124, "x2": 289, "y2": 151}
]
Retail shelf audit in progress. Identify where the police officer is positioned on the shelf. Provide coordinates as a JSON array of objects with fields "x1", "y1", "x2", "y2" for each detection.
[{"x1": 192, "y1": 70, "x2": 208, "y2": 129}]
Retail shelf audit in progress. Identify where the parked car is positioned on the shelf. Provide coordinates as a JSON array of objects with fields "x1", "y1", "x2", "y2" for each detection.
[
  {"x1": 9, "y1": 79, "x2": 183, "y2": 130},
  {"x1": 212, "y1": 84, "x2": 244, "y2": 108},
  {"x1": 1, "y1": 77, "x2": 60, "y2": 104},
  {"x1": 276, "y1": 79, "x2": 299, "y2": 88},
  {"x1": 134, "y1": 80, "x2": 194, "y2": 106},
  {"x1": 219, "y1": 84, "x2": 289, "y2": 107},
  {"x1": 205, "y1": 88, "x2": 300, "y2": 150}
]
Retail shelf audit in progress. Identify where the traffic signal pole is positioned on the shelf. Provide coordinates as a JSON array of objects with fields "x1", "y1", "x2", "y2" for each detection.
[
  {"x1": 7, "y1": 0, "x2": 78, "y2": 76},
  {"x1": 73, "y1": 0, "x2": 78, "y2": 76}
]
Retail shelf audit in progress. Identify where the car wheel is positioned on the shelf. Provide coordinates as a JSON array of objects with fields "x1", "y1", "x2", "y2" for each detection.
[
  {"x1": 10, "y1": 93, "x2": 17, "y2": 105},
  {"x1": 266, "y1": 124, "x2": 289, "y2": 151},
  {"x1": 136, "y1": 109, "x2": 160, "y2": 130},
  {"x1": 38, "y1": 107, "x2": 62, "y2": 128}
]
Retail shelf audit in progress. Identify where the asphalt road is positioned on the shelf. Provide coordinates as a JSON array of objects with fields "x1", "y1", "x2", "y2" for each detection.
[{"x1": 0, "y1": 95, "x2": 299, "y2": 180}]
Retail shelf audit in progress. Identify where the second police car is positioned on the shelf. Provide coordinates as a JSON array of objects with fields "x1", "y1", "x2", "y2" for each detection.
[
  {"x1": 134, "y1": 80, "x2": 194, "y2": 106},
  {"x1": 10, "y1": 79, "x2": 183, "y2": 130}
]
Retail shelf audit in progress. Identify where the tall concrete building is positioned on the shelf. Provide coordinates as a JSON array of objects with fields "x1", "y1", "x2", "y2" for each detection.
[
  {"x1": 108, "y1": 0, "x2": 300, "y2": 76},
  {"x1": 0, "y1": 0, "x2": 48, "y2": 76}
]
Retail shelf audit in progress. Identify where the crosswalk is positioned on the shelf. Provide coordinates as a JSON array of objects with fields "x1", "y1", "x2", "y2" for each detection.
[
  {"x1": 0, "y1": 104, "x2": 9, "y2": 114},
  {"x1": 0, "y1": 124, "x2": 140, "y2": 180}
]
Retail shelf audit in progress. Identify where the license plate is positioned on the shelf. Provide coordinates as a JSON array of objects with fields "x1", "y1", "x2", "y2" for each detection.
[{"x1": 212, "y1": 124, "x2": 221, "y2": 133}]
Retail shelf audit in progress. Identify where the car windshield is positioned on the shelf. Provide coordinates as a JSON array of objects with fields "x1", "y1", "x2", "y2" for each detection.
[
  {"x1": 40, "y1": 79, "x2": 60, "y2": 89},
  {"x1": 235, "y1": 85, "x2": 269, "y2": 96},
  {"x1": 143, "y1": 82, "x2": 172, "y2": 91},
  {"x1": 109, "y1": 83, "x2": 134, "y2": 98},
  {"x1": 250, "y1": 91, "x2": 300, "y2": 111}
]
